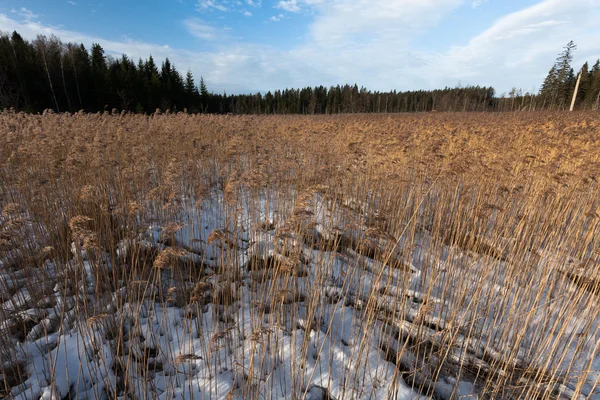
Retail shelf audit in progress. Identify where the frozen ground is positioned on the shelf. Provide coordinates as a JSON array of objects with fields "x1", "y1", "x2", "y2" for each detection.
[{"x1": 1, "y1": 189, "x2": 599, "y2": 399}]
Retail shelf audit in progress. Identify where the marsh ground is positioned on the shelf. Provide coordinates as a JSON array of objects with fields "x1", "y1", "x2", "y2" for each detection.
[{"x1": 1, "y1": 111, "x2": 599, "y2": 399}]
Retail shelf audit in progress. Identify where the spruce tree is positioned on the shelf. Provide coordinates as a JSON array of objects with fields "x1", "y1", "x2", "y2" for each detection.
[
  {"x1": 585, "y1": 60, "x2": 600, "y2": 109},
  {"x1": 184, "y1": 70, "x2": 198, "y2": 111},
  {"x1": 556, "y1": 41, "x2": 577, "y2": 108},
  {"x1": 576, "y1": 62, "x2": 591, "y2": 108},
  {"x1": 539, "y1": 41, "x2": 577, "y2": 109},
  {"x1": 185, "y1": 70, "x2": 196, "y2": 94},
  {"x1": 90, "y1": 43, "x2": 108, "y2": 110},
  {"x1": 199, "y1": 76, "x2": 209, "y2": 112}
]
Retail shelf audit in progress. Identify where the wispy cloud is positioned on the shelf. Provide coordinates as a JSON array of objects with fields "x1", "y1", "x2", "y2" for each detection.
[
  {"x1": 196, "y1": 0, "x2": 259, "y2": 13},
  {"x1": 196, "y1": 0, "x2": 228, "y2": 12},
  {"x1": 494, "y1": 19, "x2": 568, "y2": 40},
  {"x1": 269, "y1": 14, "x2": 285, "y2": 22},
  {"x1": 434, "y1": 0, "x2": 600, "y2": 92},
  {"x1": 243, "y1": 11, "x2": 252, "y2": 17},
  {"x1": 183, "y1": 18, "x2": 218, "y2": 39},
  {"x1": 17, "y1": 7, "x2": 40, "y2": 22},
  {"x1": 471, "y1": 0, "x2": 488, "y2": 8},
  {"x1": 2, "y1": 0, "x2": 600, "y2": 95},
  {"x1": 275, "y1": 0, "x2": 300, "y2": 13},
  {"x1": 304, "y1": 0, "x2": 463, "y2": 45}
]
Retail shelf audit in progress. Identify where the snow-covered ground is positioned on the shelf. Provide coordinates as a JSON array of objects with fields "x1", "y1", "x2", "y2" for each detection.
[{"x1": 1, "y1": 188, "x2": 599, "y2": 399}]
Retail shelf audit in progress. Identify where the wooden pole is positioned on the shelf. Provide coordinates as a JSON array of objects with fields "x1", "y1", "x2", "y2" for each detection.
[{"x1": 570, "y1": 69, "x2": 582, "y2": 111}]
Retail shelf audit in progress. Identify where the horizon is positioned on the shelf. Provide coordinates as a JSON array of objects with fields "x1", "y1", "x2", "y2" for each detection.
[{"x1": 1, "y1": 0, "x2": 600, "y2": 95}]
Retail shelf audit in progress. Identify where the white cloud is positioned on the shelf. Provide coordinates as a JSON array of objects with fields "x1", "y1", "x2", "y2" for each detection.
[
  {"x1": 494, "y1": 19, "x2": 568, "y2": 40},
  {"x1": 471, "y1": 0, "x2": 488, "y2": 8},
  {"x1": 276, "y1": 0, "x2": 300, "y2": 13},
  {"x1": 433, "y1": 0, "x2": 600, "y2": 93},
  {"x1": 197, "y1": 0, "x2": 228, "y2": 12},
  {"x1": 67, "y1": 1, "x2": 77, "y2": 5},
  {"x1": 0, "y1": 12, "x2": 314, "y2": 94},
  {"x1": 2, "y1": 0, "x2": 600, "y2": 96},
  {"x1": 183, "y1": 18, "x2": 218, "y2": 40},
  {"x1": 18, "y1": 7, "x2": 40, "y2": 22},
  {"x1": 304, "y1": 0, "x2": 463, "y2": 45},
  {"x1": 269, "y1": 14, "x2": 285, "y2": 21},
  {"x1": 196, "y1": 0, "x2": 259, "y2": 13},
  {"x1": 243, "y1": 11, "x2": 252, "y2": 16}
]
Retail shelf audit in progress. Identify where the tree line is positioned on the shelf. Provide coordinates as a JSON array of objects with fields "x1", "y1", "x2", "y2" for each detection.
[
  {"x1": 537, "y1": 41, "x2": 600, "y2": 110},
  {"x1": 0, "y1": 31, "x2": 210, "y2": 113},
  {"x1": 1, "y1": 31, "x2": 599, "y2": 114}
]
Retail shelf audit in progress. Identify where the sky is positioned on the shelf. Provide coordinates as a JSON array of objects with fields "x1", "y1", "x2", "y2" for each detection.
[{"x1": 1, "y1": 0, "x2": 599, "y2": 95}]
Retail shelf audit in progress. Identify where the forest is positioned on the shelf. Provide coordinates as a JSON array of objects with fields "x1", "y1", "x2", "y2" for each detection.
[{"x1": 1, "y1": 31, "x2": 599, "y2": 114}]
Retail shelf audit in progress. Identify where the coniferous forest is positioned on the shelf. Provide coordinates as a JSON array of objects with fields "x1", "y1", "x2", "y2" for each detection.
[{"x1": 1, "y1": 31, "x2": 600, "y2": 114}]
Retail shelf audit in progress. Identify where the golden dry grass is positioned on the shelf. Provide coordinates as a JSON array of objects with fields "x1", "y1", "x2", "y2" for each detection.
[{"x1": 1, "y1": 110, "x2": 600, "y2": 399}]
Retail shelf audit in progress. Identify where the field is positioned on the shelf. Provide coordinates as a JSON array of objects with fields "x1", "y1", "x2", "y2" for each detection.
[{"x1": 1, "y1": 110, "x2": 600, "y2": 399}]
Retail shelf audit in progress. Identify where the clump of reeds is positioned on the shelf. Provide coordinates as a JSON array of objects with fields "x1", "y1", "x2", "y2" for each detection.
[{"x1": 0, "y1": 110, "x2": 599, "y2": 399}]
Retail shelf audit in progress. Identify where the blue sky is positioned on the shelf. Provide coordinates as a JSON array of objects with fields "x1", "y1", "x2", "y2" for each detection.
[{"x1": 1, "y1": 0, "x2": 599, "y2": 94}]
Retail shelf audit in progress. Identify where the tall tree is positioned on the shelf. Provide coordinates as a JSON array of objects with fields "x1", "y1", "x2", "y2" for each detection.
[
  {"x1": 585, "y1": 60, "x2": 600, "y2": 110},
  {"x1": 90, "y1": 43, "x2": 108, "y2": 110},
  {"x1": 199, "y1": 76, "x2": 209, "y2": 112},
  {"x1": 539, "y1": 41, "x2": 577, "y2": 109},
  {"x1": 34, "y1": 35, "x2": 61, "y2": 112},
  {"x1": 0, "y1": 33, "x2": 22, "y2": 109},
  {"x1": 184, "y1": 70, "x2": 198, "y2": 111},
  {"x1": 576, "y1": 62, "x2": 591, "y2": 108}
]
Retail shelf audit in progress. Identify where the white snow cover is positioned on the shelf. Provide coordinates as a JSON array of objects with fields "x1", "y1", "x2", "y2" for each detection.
[{"x1": 0, "y1": 189, "x2": 598, "y2": 399}]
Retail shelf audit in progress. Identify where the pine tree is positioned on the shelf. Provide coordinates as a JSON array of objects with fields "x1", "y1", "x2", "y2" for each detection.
[
  {"x1": 556, "y1": 41, "x2": 577, "y2": 108},
  {"x1": 585, "y1": 60, "x2": 600, "y2": 109},
  {"x1": 185, "y1": 70, "x2": 196, "y2": 94},
  {"x1": 576, "y1": 62, "x2": 591, "y2": 108},
  {"x1": 90, "y1": 43, "x2": 108, "y2": 110},
  {"x1": 0, "y1": 33, "x2": 21, "y2": 110},
  {"x1": 539, "y1": 41, "x2": 577, "y2": 109},
  {"x1": 6, "y1": 32, "x2": 27, "y2": 109},
  {"x1": 199, "y1": 76, "x2": 209, "y2": 112},
  {"x1": 539, "y1": 66, "x2": 558, "y2": 108},
  {"x1": 184, "y1": 70, "x2": 198, "y2": 112},
  {"x1": 144, "y1": 56, "x2": 160, "y2": 111},
  {"x1": 160, "y1": 58, "x2": 173, "y2": 110},
  {"x1": 65, "y1": 43, "x2": 88, "y2": 110},
  {"x1": 34, "y1": 36, "x2": 61, "y2": 112}
]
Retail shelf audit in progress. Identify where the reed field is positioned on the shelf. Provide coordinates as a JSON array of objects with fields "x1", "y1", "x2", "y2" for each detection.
[{"x1": 1, "y1": 110, "x2": 599, "y2": 399}]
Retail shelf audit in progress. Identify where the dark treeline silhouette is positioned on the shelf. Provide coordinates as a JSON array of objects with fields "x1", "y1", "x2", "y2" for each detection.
[
  {"x1": 0, "y1": 32, "x2": 210, "y2": 113},
  {"x1": 221, "y1": 85, "x2": 497, "y2": 114},
  {"x1": 1, "y1": 31, "x2": 600, "y2": 114}
]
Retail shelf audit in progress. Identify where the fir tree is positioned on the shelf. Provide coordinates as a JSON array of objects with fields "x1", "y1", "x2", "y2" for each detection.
[
  {"x1": 585, "y1": 60, "x2": 600, "y2": 109},
  {"x1": 539, "y1": 41, "x2": 577, "y2": 109},
  {"x1": 576, "y1": 62, "x2": 591, "y2": 108},
  {"x1": 199, "y1": 76, "x2": 209, "y2": 112}
]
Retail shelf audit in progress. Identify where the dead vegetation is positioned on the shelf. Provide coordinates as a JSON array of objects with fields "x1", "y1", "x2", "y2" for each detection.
[{"x1": 0, "y1": 110, "x2": 600, "y2": 399}]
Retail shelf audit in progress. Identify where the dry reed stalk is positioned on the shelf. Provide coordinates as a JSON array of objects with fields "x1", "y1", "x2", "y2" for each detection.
[{"x1": 0, "y1": 111, "x2": 599, "y2": 399}]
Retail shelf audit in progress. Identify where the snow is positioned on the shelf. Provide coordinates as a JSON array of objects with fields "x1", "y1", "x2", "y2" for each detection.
[{"x1": 1, "y1": 189, "x2": 599, "y2": 399}]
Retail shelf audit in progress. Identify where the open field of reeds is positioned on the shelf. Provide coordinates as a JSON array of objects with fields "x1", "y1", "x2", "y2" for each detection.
[{"x1": 1, "y1": 110, "x2": 599, "y2": 399}]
